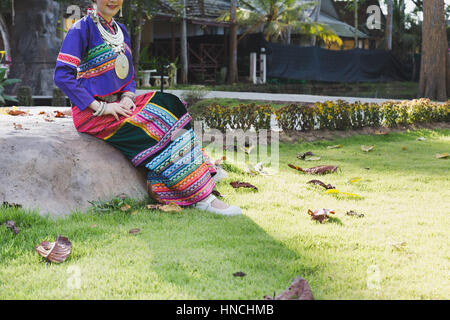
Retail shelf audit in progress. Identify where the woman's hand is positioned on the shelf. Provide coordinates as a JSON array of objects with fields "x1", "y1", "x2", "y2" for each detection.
[
  {"x1": 103, "y1": 102, "x2": 133, "y2": 121},
  {"x1": 120, "y1": 96, "x2": 136, "y2": 112}
]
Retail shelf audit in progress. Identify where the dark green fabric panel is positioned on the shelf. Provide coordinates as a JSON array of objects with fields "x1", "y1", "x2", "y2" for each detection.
[
  {"x1": 105, "y1": 122, "x2": 157, "y2": 161},
  {"x1": 150, "y1": 92, "x2": 189, "y2": 120}
]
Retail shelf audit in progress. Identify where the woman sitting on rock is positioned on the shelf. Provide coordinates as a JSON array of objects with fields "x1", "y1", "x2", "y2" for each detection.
[{"x1": 54, "y1": 0, "x2": 241, "y2": 216}]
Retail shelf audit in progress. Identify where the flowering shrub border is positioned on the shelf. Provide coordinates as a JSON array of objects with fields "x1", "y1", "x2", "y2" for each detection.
[{"x1": 202, "y1": 99, "x2": 449, "y2": 132}]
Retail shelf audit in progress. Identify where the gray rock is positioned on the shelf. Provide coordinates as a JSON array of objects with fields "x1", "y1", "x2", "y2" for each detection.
[{"x1": 0, "y1": 107, "x2": 148, "y2": 218}]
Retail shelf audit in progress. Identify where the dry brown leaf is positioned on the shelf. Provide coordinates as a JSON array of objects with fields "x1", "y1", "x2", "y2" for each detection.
[
  {"x1": 374, "y1": 130, "x2": 389, "y2": 135},
  {"x1": 8, "y1": 110, "x2": 27, "y2": 116},
  {"x1": 233, "y1": 271, "x2": 246, "y2": 277},
  {"x1": 289, "y1": 164, "x2": 338, "y2": 175},
  {"x1": 90, "y1": 224, "x2": 97, "y2": 228},
  {"x1": 160, "y1": 203, "x2": 182, "y2": 213},
  {"x1": 435, "y1": 153, "x2": 449, "y2": 159},
  {"x1": 297, "y1": 151, "x2": 315, "y2": 160},
  {"x1": 120, "y1": 204, "x2": 131, "y2": 212},
  {"x1": 146, "y1": 203, "x2": 182, "y2": 213},
  {"x1": 230, "y1": 181, "x2": 258, "y2": 191},
  {"x1": 4, "y1": 220, "x2": 19, "y2": 235},
  {"x1": 53, "y1": 111, "x2": 66, "y2": 118},
  {"x1": 346, "y1": 210, "x2": 365, "y2": 218},
  {"x1": 307, "y1": 209, "x2": 335, "y2": 223},
  {"x1": 307, "y1": 179, "x2": 335, "y2": 190},
  {"x1": 131, "y1": 210, "x2": 138, "y2": 216},
  {"x1": 211, "y1": 190, "x2": 224, "y2": 198},
  {"x1": 129, "y1": 228, "x2": 140, "y2": 235},
  {"x1": 35, "y1": 235, "x2": 72, "y2": 263},
  {"x1": 13, "y1": 122, "x2": 23, "y2": 130},
  {"x1": 361, "y1": 145, "x2": 375, "y2": 152},
  {"x1": 264, "y1": 276, "x2": 314, "y2": 300},
  {"x1": 214, "y1": 156, "x2": 226, "y2": 166}
]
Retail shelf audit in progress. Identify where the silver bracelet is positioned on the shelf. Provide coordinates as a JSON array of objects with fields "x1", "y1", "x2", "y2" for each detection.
[
  {"x1": 93, "y1": 101, "x2": 106, "y2": 116},
  {"x1": 121, "y1": 92, "x2": 136, "y2": 102}
]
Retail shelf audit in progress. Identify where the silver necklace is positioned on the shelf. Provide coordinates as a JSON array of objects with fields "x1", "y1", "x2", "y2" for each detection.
[{"x1": 93, "y1": 15, "x2": 129, "y2": 79}]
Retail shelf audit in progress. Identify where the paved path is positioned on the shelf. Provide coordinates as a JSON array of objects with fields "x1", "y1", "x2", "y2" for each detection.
[{"x1": 136, "y1": 89, "x2": 405, "y2": 104}]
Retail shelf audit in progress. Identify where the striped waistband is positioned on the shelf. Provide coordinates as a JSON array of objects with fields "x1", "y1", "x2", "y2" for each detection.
[{"x1": 95, "y1": 94, "x2": 119, "y2": 103}]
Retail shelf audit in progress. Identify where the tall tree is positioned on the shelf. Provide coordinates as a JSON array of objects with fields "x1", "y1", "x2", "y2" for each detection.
[
  {"x1": 0, "y1": 0, "x2": 12, "y2": 61},
  {"x1": 220, "y1": 0, "x2": 342, "y2": 46},
  {"x1": 385, "y1": 0, "x2": 393, "y2": 50},
  {"x1": 418, "y1": 0, "x2": 448, "y2": 101},
  {"x1": 180, "y1": 0, "x2": 188, "y2": 83},
  {"x1": 228, "y1": 0, "x2": 238, "y2": 84}
]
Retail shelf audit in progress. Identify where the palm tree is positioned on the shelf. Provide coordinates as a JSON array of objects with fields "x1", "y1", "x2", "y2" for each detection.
[{"x1": 220, "y1": 0, "x2": 342, "y2": 46}]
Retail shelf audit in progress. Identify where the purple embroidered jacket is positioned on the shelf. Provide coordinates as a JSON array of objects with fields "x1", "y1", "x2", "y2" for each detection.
[{"x1": 54, "y1": 13, "x2": 136, "y2": 111}]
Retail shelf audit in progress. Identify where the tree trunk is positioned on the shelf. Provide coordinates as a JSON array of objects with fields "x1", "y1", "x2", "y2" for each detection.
[
  {"x1": 133, "y1": 14, "x2": 143, "y2": 74},
  {"x1": 354, "y1": 0, "x2": 358, "y2": 48},
  {"x1": 180, "y1": 0, "x2": 188, "y2": 84},
  {"x1": 418, "y1": 0, "x2": 448, "y2": 101},
  {"x1": 0, "y1": 13, "x2": 11, "y2": 61},
  {"x1": 227, "y1": 0, "x2": 238, "y2": 84},
  {"x1": 385, "y1": 0, "x2": 393, "y2": 50}
]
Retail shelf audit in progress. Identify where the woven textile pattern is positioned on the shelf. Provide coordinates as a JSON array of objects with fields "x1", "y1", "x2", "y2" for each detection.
[{"x1": 71, "y1": 91, "x2": 216, "y2": 206}]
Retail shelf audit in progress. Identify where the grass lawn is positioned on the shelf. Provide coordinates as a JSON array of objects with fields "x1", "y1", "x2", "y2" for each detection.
[{"x1": 0, "y1": 128, "x2": 449, "y2": 299}]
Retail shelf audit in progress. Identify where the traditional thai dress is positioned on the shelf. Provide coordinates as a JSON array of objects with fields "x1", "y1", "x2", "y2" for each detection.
[{"x1": 54, "y1": 12, "x2": 216, "y2": 206}]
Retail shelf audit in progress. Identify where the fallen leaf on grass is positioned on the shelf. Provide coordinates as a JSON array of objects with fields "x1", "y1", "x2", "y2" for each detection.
[
  {"x1": 327, "y1": 144, "x2": 343, "y2": 149},
  {"x1": 325, "y1": 189, "x2": 361, "y2": 198},
  {"x1": 264, "y1": 276, "x2": 314, "y2": 300},
  {"x1": 361, "y1": 145, "x2": 374, "y2": 152},
  {"x1": 35, "y1": 235, "x2": 72, "y2": 263},
  {"x1": 307, "y1": 209, "x2": 335, "y2": 223},
  {"x1": 435, "y1": 153, "x2": 449, "y2": 159},
  {"x1": 129, "y1": 228, "x2": 140, "y2": 235},
  {"x1": 374, "y1": 130, "x2": 388, "y2": 135},
  {"x1": 346, "y1": 210, "x2": 364, "y2": 218},
  {"x1": 230, "y1": 181, "x2": 258, "y2": 191},
  {"x1": 120, "y1": 204, "x2": 131, "y2": 212},
  {"x1": 4, "y1": 220, "x2": 19, "y2": 235},
  {"x1": 233, "y1": 272, "x2": 246, "y2": 277},
  {"x1": 131, "y1": 210, "x2": 138, "y2": 216},
  {"x1": 288, "y1": 164, "x2": 338, "y2": 175},
  {"x1": 297, "y1": 151, "x2": 315, "y2": 160},
  {"x1": 245, "y1": 162, "x2": 272, "y2": 176},
  {"x1": 90, "y1": 224, "x2": 97, "y2": 228},
  {"x1": 211, "y1": 190, "x2": 224, "y2": 198},
  {"x1": 146, "y1": 203, "x2": 182, "y2": 213},
  {"x1": 401, "y1": 146, "x2": 407, "y2": 151},
  {"x1": 305, "y1": 156, "x2": 321, "y2": 161},
  {"x1": 307, "y1": 179, "x2": 335, "y2": 190},
  {"x1": 389, "y1": 241, "x2": 407, "y2": 251},
  {"x1": 347, "y1": 177, "x2": 362, "y2": 184},
  {"x1": 214, "y1": 156, "x2": 226, "y2": 166}
]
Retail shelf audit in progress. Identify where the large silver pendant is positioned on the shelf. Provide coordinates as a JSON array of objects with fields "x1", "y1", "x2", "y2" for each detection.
[{"x1": 115, "y1": 53, "x2": 129, "y2": 79}]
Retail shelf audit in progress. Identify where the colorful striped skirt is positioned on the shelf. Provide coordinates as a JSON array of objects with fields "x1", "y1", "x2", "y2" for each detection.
[{"x1": 72, "y1": 91, "x2": 216, "y2": 206}]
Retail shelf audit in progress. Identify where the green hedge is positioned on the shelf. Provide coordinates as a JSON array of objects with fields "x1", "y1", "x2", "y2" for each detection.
[{"x1": 202, "y1": 99, "x2": 449, "y2": 132}]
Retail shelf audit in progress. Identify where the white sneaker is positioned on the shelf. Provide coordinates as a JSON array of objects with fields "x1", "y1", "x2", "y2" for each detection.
[
  {"x1": 212, "y1": 166, "x2": 228, "y2": 183},
  {"x1": 192, "y1": 194, "x2": 242, "y2": 216}
]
